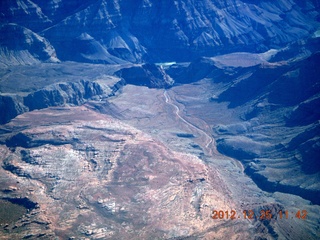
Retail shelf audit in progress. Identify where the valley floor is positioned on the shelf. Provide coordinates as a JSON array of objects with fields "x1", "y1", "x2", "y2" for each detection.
[{"x1": 0, "y1": 58, "x2": 319, "y2": 239}]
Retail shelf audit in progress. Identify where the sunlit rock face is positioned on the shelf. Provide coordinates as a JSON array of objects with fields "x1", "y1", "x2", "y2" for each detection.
[
  {"x1": 0, "y1": 106, "x2": 247, "y2": 240},
  {"x1": 0, "y1": 72, "x2": 124, "y2": 124},
  {"x1": 1, "y1": 0, "x2": 319, "y2": 64},
  {"x1": 0, "y1": 0, "x2": 320, "y2": 239}
]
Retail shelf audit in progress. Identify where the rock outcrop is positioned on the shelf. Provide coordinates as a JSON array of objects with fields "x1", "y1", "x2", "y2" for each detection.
[
  {"x1": 1, "y1": 0, "x2": 319, "y2": 64},
  {"x1": 115, "y1": 63, "x2": 174, "y2": 88},
  {"x1": 0, "y1": 1, "x2": 319, "y2": 239},
  {"x1": 0, "y1": 94, "x2": 27, "y2": 124},
  {"x1": 24, "y1": 80, "x2": 104, "y2": 111},
  {"x1": 0, "y1": 78, "x2": 124, "y2": 124},
  {"x1": 0, "y1": 106, "x2": 245, "y2": 239},
  {"x1": 204, "y1": 50, "x2": 320, "y2": 205},
  {"x1": 0, "y1": 23, "x2": 58, "y2": 66}
]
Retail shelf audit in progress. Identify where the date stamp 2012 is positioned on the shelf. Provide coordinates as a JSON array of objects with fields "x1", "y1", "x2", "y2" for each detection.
[{"x1": 211, "y1": 209, "x2": 307, "y2": 220}]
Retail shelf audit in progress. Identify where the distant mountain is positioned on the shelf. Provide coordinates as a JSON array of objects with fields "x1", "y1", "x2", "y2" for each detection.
[
  {"x1": 1, "y1": 1, "x2": 320, "y2": 239},
  {"x1": 1, "y1": 0, "x2": 319, "y2": 64}
]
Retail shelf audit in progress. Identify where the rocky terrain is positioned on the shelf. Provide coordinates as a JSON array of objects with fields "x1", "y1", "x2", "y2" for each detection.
[
  {"x1": 0, "y1": 61, "x2": 175, "y2": 124},
  {"x1": 0, "y1": 0, "x2": 320, "y2": 239},
  {"x1": 164, "y1": 40, "x2": 320, "y2": 205},
  {"x1": 0, "y1": 106, "x2": 266, "y2": 239},
  {"x1": 1, "y1": 0, "x2": 320, "y2": 64},
  {"x1": 0, "y1": 89, "x2": 319, "y2": 239}
]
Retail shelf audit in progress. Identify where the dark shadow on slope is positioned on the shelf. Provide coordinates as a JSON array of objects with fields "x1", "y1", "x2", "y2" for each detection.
[{"x1": 245, "y1": 167, "x2": 320, "y2": 205}]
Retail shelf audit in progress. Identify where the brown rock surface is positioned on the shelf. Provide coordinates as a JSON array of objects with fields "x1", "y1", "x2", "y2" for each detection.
[{"x1": 0, "y1": 106, "x2": 251, "y2": 239}]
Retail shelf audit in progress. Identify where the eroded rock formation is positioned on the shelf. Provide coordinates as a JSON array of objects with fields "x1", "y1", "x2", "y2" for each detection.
[{"x1": 1, "y1": 0, "x2": 319, "y2": 64}]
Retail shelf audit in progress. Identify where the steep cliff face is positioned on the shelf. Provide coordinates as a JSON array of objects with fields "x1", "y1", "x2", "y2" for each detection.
[
  {"x1": 0, "y1": 1, "x2": 320, "y2": 238},
  {"x1": 24, "y1": 80, "x2": 104, "y2": 111},
  {"x1": 1, "y1": 0, "x2": 319, "y2": 64},
  {"x1": 0, "y1": 23, "x2": 58, "y2": 66},
  {"x1": 130, "y1": 0, "x2": 319, "y2": 60},
  {"x1": 0, "y1": 78, "x2": 124, "y2": 124},
  {"x1": 187, "y1": 49, "x2": 320, "y2": 204},
  {"x1": 115, "y1": 64, "x2": 174, "y2": 88},
  {"x1": 0, "y1": 95, "x2": 27, "y2": 124}
]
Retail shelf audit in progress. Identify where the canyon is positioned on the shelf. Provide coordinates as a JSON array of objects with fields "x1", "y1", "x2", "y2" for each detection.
[{"x1": 0, "y1": 0, "x2": 320, "y2": 239}]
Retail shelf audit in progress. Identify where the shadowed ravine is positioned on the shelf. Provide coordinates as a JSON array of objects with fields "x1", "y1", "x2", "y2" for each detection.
[
  {"x1": 0, "y1": 0, "x2": 319, "y2": 239},
  {"x1": 164, "y1": 89, "x2": 245, "y2": 173},
  {"x1": 164, "y1": 90, "x2": 215, "y2": 155}
]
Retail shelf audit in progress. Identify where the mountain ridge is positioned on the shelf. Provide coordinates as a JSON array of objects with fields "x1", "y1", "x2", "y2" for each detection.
[
  {"x1": 0, "y1": 1, "x2": 320, "y2": 239},
  {"x1": 1, "y1": 0, "x2": 319, "y2": 64}
]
